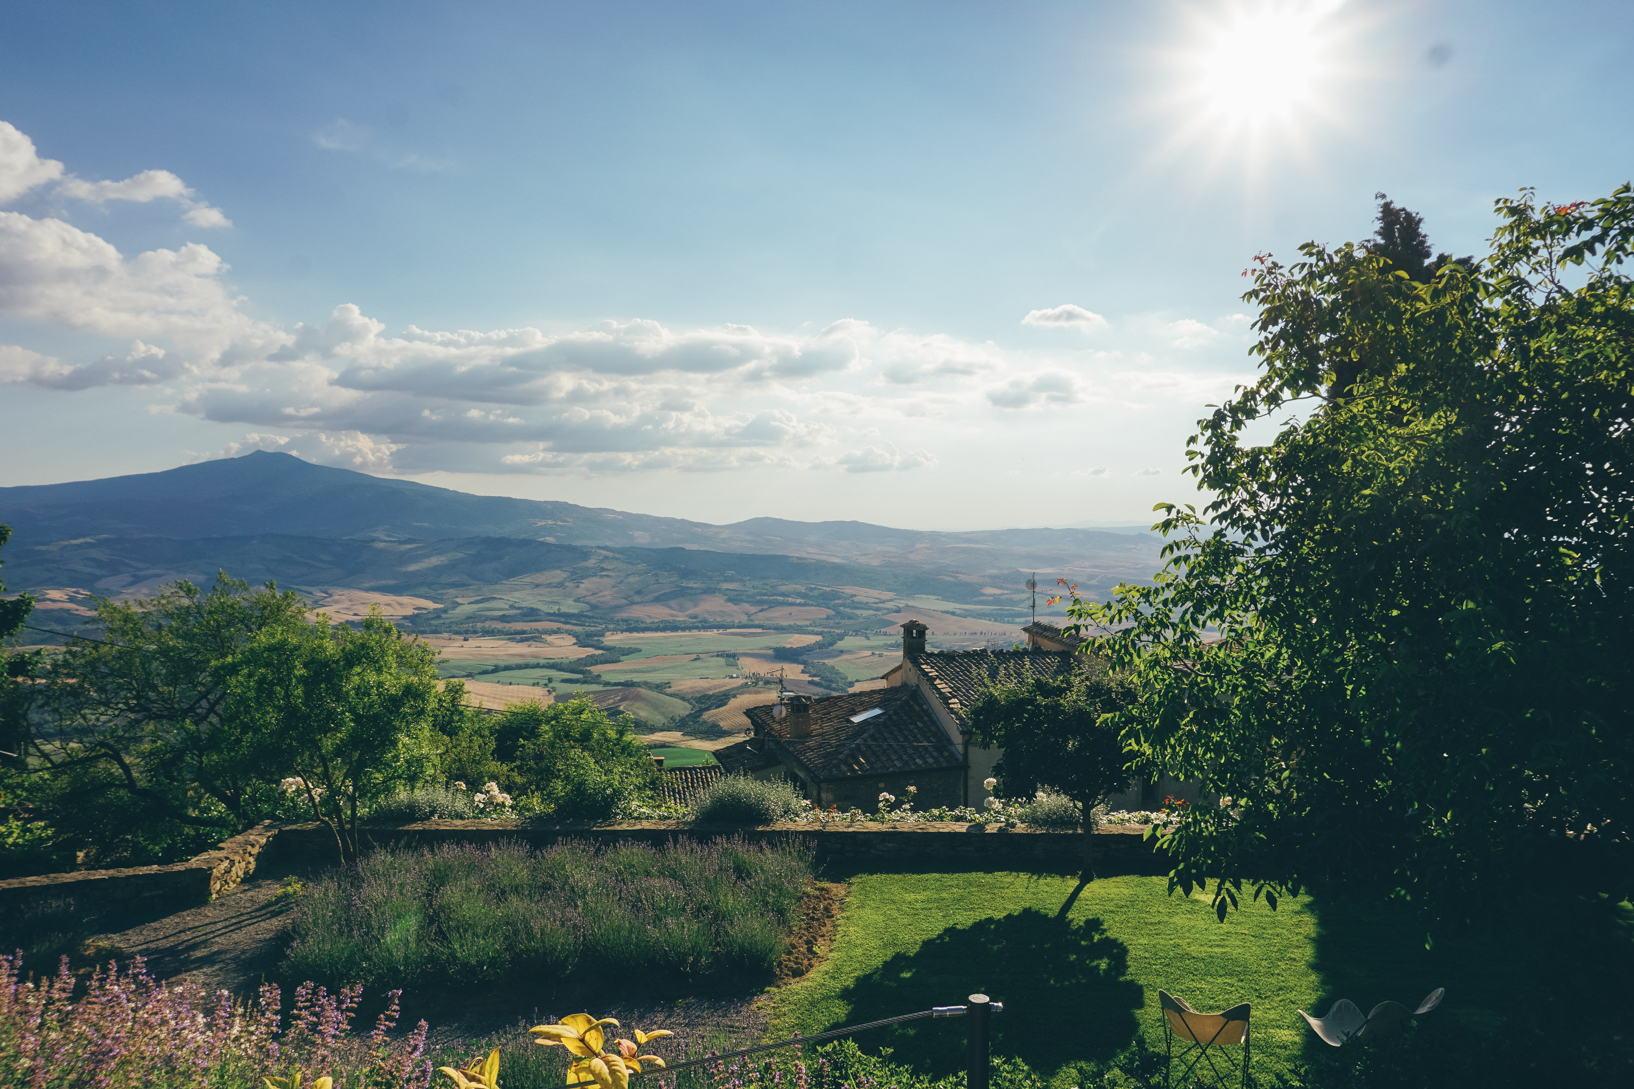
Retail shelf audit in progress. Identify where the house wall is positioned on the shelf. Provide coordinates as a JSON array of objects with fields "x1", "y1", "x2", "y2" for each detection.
[
  {"x1": 884, "y1": 658, "x2": 981, "y2": 804},
  {"x1": 1103, "y1": 774, "x2": 1211, "y2": 812},
  {"x1": 816, "y1": 767, "x2": 963, "y2": 812}
]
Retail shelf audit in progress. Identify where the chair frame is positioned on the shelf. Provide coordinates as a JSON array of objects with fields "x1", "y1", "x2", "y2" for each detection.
[{"x1": 1158, "y1": 990, "x2": 1252, "y2": 1089}]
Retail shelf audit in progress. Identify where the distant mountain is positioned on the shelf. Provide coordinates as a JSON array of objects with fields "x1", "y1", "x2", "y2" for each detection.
[{"x1": 0, "y1": 453, "x2": 1161, "y2": 583}]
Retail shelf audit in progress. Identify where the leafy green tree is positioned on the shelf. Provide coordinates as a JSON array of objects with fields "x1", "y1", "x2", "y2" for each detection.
[
  {"x1": 32, "y1": 575, "x2": 310, "y2": 834},
  {"x1": 0, "y1": 525, "x2": 36, "y2": 773},
  {"x1": 967, "y1": 669, "x2": 1133, "y2": 874},
  {"x1": 512, "y1": 697, "x2": 659, "y2": 820},
  {"x1": 231, "y1": 613, "x2": 441, "y2": 862},
  {"x1": 1072, "y1": 186, "x2": 1634, "y2": 924},
  {"x1": 428, "y1": 679, "x2": 510, "y2": 788}
]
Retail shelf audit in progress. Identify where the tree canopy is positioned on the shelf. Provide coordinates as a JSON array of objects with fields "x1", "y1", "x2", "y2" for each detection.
[
  {"x1": 1072, "y1": 186, "x2": 1634, "y2": 923},
  {"x1": 966, "y1": 667, "x2": 1133, "y2": 873}
]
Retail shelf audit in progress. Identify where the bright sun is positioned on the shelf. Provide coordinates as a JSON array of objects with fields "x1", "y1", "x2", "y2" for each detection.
[{"x1": 1194, "y1": 5, "x2": 1330, "y2": 126}]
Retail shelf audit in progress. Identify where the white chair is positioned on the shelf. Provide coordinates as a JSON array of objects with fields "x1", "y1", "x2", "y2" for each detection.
[{"x1": 1299, "y1": 987, "x2": 1444, "y2": 1046}]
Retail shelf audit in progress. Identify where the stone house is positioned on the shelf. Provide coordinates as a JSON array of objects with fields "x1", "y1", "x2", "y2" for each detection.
[{"x1": 721, "y1": 617, "x2": 1204, "y2": 813}]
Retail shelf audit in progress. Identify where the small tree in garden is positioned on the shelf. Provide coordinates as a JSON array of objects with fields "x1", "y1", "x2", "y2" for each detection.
[
  {"x1": 26, "y1": 569, "x2": 312, "y2": 850},
  {"x1": 512, "y1": 697, "x2": 661, "y2": 819},
  {"x1": 966, "y1": 669, "x2": 1133, "y2": 874},
  {"x1": 232, "y1": 612, "x2": 442, "y2": 862},
  {"x1": 0, "y1": 526, "x2": 35, "y2": 775}
]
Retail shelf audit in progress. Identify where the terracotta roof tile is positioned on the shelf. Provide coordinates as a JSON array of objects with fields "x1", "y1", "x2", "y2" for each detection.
[
  {"x1": 908, "y1": 649, "x2": 1085, "y2": 722},
  {"x1": 657, "y1": 764, "x2": 724, "y2": 805},
  {"x1": 1022, "y1": 621, "x2": 1083, "y2": 648},
  {"x1": 714, "y1": 738, "x2": 781, "y2": 776},
  {"x1": 744, "y1": 686, "x2": 963, "y2": 780}
]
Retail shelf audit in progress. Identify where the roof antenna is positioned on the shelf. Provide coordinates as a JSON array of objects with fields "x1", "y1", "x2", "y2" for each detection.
[{"x1": 1026, "y1": 573, "x2": 1038, "y2": 627}]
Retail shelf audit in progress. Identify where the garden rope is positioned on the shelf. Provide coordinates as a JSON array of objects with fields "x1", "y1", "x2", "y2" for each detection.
[{"x1": 561, "y1": 1008, "x2": 946, "y2": 1088}]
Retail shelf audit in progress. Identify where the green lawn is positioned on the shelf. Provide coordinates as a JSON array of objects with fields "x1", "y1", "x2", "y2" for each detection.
[
  {"x1": 646, "y1": 745, "x2": 719, "y2": 767},
  {"x1": 594, "y1": 656, "x2": 741, "y2": 683},
  {"x1": 769, "y1": 872, "x2": 1539, "y2": 1087},
  {"x1": 604, "y1": 632, "x2": 816, "y2": 658}
]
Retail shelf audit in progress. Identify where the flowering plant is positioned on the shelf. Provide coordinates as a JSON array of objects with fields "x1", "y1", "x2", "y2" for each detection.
[
  {"x1": 473, "y1": 782, "x2": 514, "y2": 812},
  {"x1": 531, "y1": 1014, "x2": 672, "y2": 1089}
]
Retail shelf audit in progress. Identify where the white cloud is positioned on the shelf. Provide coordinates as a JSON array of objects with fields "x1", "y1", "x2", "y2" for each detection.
[
  {"x1": 313, "y1": 118, "x2": 453, "y2": 172},
  {"x1": 815, "y1": 443, "x2": 935, "y2": 473},
  {"x1": 0, "y1": 121, "x2": 1256, "y2": 485},
  {"x1": 1135, "y1": 467, "x2": 1162, "y2": 476},
  {"x1": 1083, "y1": 466, "x2": 1110, "y2": 477},
  {"x1": 57, "y1": 166, "x2": 232, "y2": 229},
  {"x1": 0, "y1": 211, "x2": 280, "y2": 376},
  {"x1": 0, "y1": 122, "x2": 65, "y2": 202},
  {"x1": 216, "y1": 430, "x2": 401, "y2": 471},
  {"x1": 987, "y1": 371, "x2": 1081, "y2": 409},
  {"x1": 1167, "y1": 318, "x2": 1219, "y2": 348},
  {"x1": 1023, "y1": 304, "x2": 1108, "y2": 330}
]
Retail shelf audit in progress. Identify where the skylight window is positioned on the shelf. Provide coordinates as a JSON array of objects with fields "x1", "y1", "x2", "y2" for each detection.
[{"x1": 848, "y1": 708, "x2": 884, "y2": 724}]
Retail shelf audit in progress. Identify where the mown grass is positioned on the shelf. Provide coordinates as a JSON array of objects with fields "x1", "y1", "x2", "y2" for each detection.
[
  {"x1": 648, "y1": 746, "x2": 719, "y2": 767},
  {"x1": 604, "y1": 632, "x2": 813, "y2": 657},
  {"x1": 593, "y1": 657, "x2": 741, "y2": 683},
  {"x1": 768, "y1": 871, "x2": 1627, "y2": 1087},
  {"x1": 282, "y1": 838, "x2": 811, "y2": 1001}
]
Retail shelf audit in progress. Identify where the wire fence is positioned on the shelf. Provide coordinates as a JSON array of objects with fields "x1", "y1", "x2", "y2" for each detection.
[{"x1": 562, "y1": 996, "x2": 1003, "y2": 1089}]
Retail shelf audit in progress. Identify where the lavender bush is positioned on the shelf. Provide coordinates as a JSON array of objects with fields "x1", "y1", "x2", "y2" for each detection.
[
  {"x1": 0, "y1": 952, "x2": 435, "y2": 1089},
  {"x1": 282, "y1": 837, "x2": 812, "y2": 992}
]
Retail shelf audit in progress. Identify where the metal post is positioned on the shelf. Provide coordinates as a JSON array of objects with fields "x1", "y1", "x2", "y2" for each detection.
[{"x1": 966, "y1": 993, "x2": 992, "y2": 1089}]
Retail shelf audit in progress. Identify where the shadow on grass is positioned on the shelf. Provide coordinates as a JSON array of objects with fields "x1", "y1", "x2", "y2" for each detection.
[
  {"x1": 1299, "y1": 890, "x2": 1634, "y2": 1086},
  {"x1": 828, "y1": 907, "x2": 1141, "y2": 1079}
]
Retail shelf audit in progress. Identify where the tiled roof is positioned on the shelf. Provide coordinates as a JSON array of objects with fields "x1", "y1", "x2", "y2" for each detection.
[
  {"x1": 714, "y1": 738, "x2": 781, "y2": 776},
  {"x1": 1022, "y1": 621, "x2": 1083, "y2": 649},
  {"x1": 907, "y1": 649, "x2": 1086, "y2": 723},
  {"x1": 657, "y1": 764, "x2": 724, "y2": 805},
  {"x1": 744, "y1": 686, "x2": 963, "y2": 781}
]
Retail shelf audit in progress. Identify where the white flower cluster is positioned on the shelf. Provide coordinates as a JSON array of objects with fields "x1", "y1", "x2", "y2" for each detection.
[
  {"x1": 473, "y1": 781, "x2": 513, "y2": 811},
  {"x1": 279, "y1": 777, "x2": 324, "y2": 796}
]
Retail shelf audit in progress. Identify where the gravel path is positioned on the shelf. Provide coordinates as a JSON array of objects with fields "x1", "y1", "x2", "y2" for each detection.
[{"x1": 86, "y1": 854, "x2": 316, "y2": 996}]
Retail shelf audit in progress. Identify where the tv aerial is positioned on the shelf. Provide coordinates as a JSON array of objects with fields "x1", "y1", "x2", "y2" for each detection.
[{"x1": 1026, "y1": 574, "x2": 1038, "y2": 626}]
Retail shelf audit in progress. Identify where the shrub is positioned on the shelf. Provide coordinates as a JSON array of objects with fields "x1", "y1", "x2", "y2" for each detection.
[
  {"x1": 281, "y1": 836, "x2": 812, "y2": 991},
  {"x1": 690, "y1": 773, "x2": 807, "y2": 825},
  {"x1": 367, "y1": 784, "x2": 482, "y2": 822},
  {"x1": 1007, "y1": 792, "x2": 1095, "y2": 830},
  {"x1": 511, "y1": 698, "x2": 661, "y2": 819}
]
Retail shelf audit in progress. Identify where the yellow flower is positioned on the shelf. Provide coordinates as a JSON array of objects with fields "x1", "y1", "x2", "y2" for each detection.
[
  {"x1": 613, "y1": 1032, "x2": 671, "y2": 1075},
  {"x1": 439, "y1": 1047, "x2": 502, "y2": 1089},
  {"x1": 531, "y1": 1016, "x2": 672, "y2": 1089},
  {"x1": 264, "y1": 1077, "x2": 333, "y2": 1089},
  {"x1": 569, "y1": 1053, "x2": 636, "y2": 1089},
  {"x1": 530, "y1": 1014, "x2": 622, "y2": 1059}
]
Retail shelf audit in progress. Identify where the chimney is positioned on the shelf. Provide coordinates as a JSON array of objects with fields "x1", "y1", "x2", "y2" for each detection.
[
  {"x1": 652, "y1": 755, "x2": 665, "y2": 769},
  {"x1": 784, "y1": 694, "x2": 814, "y2": 739},
  {"x1": 901, "y1": 620, "x2": 928, "y2": 656}
]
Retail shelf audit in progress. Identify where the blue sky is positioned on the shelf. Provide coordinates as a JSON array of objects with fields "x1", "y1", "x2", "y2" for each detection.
[{"x1": 1, "y1": 0, "x2": 1630, "y2": 528}]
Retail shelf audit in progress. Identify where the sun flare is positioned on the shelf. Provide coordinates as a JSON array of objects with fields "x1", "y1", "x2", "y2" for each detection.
[{"x1": 1194, "y1": 4, "x2": 1330, "y2": 126}]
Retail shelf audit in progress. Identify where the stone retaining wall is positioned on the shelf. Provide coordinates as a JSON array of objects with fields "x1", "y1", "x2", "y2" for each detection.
[
  {"x1": 0, "y1": 819, "x2": 1164, "y2": 918},
  {"x1": 0, "y1": 821, "x2": 279, "y2": 919},
  {"x1": 264, "y1": 819, "x2": 1166, "y2": 873}
]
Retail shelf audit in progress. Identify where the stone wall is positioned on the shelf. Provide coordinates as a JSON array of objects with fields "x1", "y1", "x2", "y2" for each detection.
[
  {"x1": 265, "y1": 819, "x2": 1166, "y2": 873},
  {"x1": 0, "y1": 821, "x2": 279, "y2": 919},
  {"x1": 0, "y1": 818, "x2": 1165, "y2": 919}
]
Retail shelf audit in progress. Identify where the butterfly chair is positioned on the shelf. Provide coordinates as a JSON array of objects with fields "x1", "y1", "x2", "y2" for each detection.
[
  {"x1": 1157, "y1": 989, "x2": 1252, "y2": 1088},
  {"x1": 1299, "y1": 988, "x2": 1444, "y2": 1046}
]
